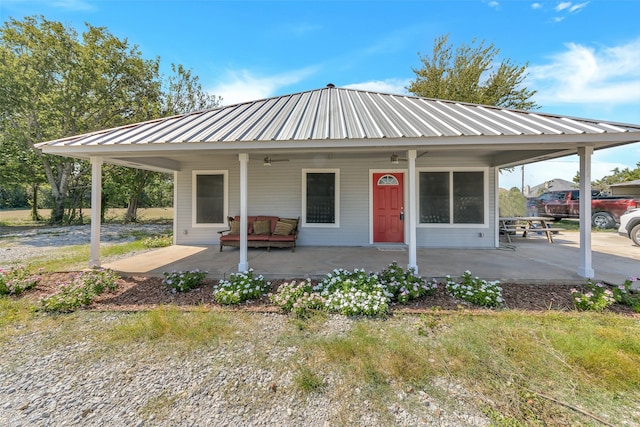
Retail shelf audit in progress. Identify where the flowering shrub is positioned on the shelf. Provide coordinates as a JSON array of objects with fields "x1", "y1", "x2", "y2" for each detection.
[
  {"x1": 571, "y1": 281, "x2": 616, "y2": 311},
  {"x1": 445, "y1": 271, "x2": 504, "y2": 307},
  {"x1": 213, "y1": 269, "x2": 270, "y2": 305},
  {"x1": 611, "y1": 277, "x2": 640, "y2": 311},
  {"x1": 40, "y1": 269, "x2": 120, "y2": 313},
  {"x1": 162, "y1": 269, "x2": 207, "y2": 293},
  {"x1": 325, "y1": 287, "x2": 389, "y2": 316},
  {"x1": 269, "y1": 280, "x2": 325, "y2": 317},
  {"x1": 315, "y1": 268, "x2": 381, "y2": 295},
  {"x1": 316, "y1": 268, "x2": 390, "y2": 316},
  {"x1": 0, "y1": 266, "x2": 41, "y2": 296},
  {"x1": 378, "y1": 261, "x2": 438, "y2": 303},
  {"x1": 144, "y1": 234, "x2": 173, "y2": 248},
  {"x1": 272, "y1": 265, "x2": 439, "y2": 317}
]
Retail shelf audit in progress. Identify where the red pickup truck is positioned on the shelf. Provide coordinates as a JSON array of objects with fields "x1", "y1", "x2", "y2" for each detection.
[{"x1": 527, "y1": 190, "x2": 640, "y2": 228}]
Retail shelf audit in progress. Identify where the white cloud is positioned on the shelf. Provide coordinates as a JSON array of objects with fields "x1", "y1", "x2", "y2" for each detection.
[
  {"x1": 568, "y1": 2, "x2": 589, "y2": 13},
  {"x1": 487, "y1": 1, "x2": 500, "y2": 9},
  {"x1": 555, "y1": 1, "x2": 572, "y2": 12},
  {"x1": 208, "y1": 67, "x2": 318, "y2": 106},
  {"x1": 51, "y1": 0, "x2": 94, "y2": 10},
  {"x1": 529, "y1": 38, "x2": 640, "y2": 105},
  {"x1": 343, "y1": 79, "x2": 410, "y2": 95},
  {"x1": 531, "y1": 3, "x2": 542, "y2": 10}
]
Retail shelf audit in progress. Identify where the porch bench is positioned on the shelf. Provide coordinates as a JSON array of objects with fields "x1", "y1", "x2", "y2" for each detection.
[{"x1": 218, "y1": 216, "x2": 299, "y2": 252}]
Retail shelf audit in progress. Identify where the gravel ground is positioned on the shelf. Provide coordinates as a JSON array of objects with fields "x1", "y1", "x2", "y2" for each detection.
[
  {"x1": 0, "y1": 312, "x2": 490, "y2": 427},
  {"x1": 0, "y1": 224, "x2": 171, "y2": 268}
]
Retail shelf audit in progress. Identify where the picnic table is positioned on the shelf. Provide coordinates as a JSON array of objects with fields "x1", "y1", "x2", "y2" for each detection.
[{"x1": 499, "y1": 216, "x2": 565, "y2": 243}]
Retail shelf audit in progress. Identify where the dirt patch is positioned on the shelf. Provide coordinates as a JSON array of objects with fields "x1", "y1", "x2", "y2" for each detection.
[{"x1": 17, "y1": 272, "x2": 638, "y2": 315}]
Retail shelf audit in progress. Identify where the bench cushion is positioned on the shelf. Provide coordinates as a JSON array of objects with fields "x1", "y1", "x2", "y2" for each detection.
[{"x1": 268, "y1": 234, "x2": 296, "y2": 242}]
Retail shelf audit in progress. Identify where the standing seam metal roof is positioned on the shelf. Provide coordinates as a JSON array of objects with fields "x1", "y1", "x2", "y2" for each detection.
[{"x1": 40, "y1": 86, "x2": 640, "y2": 148}]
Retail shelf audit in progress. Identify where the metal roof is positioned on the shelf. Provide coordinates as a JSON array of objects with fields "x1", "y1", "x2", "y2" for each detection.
[
  {"x1": 38, "y1": 86, "x2": 640, "y2": 149},
  {"x1": 610, "y1": 179, "x2": 640, "y2": 187}
]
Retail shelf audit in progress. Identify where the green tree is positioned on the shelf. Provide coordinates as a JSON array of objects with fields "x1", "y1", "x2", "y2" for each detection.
[
  {"x1": 407, "y1": 34, "x2": 538, "y2": 110},
  {"x1": 575, "y1": 162, "x2": 640, "y2": 193},
  {"x1": 499, "y1": 187, "x2": 526, "y2": 217},
  {"x1": 102, "y1": 63, "x2": 221, "y2": 223},
  {"x1": 0, "y1": 16, "x2": 162, "y2": 224}
]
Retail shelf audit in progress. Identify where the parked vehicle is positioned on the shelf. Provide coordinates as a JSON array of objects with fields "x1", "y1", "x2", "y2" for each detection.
[
  {"x1": 527, "y1": 190, "x2": 640, "y2": 228},
  {"x1": 618, "y1": 209, "x2": 640, "y2": 246}
]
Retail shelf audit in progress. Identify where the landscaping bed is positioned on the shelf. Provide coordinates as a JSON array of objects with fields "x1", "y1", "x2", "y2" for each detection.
[{"x1": 18, "y1": 272, "x2": 638, "y2": 315}]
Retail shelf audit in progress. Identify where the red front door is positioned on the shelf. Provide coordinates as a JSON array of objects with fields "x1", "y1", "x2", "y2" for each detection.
[{"x1": 373, "y1": 172, "x2": 404, "y2": 243}]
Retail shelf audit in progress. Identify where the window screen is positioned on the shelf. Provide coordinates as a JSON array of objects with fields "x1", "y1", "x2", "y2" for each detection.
[
  {"x1": 306, "y1": 172, "x2": 335, "y2": 224},
  {"x1": 420, "y1": 171, "x2": 485, "y2": 224},
  {"x1": 196, "y1": 174, "x2": 224, "y2": 224}
]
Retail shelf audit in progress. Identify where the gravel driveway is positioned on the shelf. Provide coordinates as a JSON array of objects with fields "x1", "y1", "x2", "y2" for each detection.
[{"x1": 0, "y1": 224, "x2": 171, "y2": 268}]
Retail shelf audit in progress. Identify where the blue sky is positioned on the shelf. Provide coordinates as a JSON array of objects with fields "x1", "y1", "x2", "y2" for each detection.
[{"x1": 2, "y1": 0, "x2": 639, "y2": 190}]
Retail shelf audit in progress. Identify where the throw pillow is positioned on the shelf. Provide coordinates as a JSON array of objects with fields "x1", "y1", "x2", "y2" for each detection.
[
  {"x1": 279, "y1": 218, "x2": 298, "y2": 228},
  {"x1": 273, "y1": 221, "x2": 294, "y2": 236},
  {"x1": 253, "y1": 220, "x2": 271, "y2": 235},
  {"x1": 229, "y1": 220, "x2": 240, "y2": 235}
]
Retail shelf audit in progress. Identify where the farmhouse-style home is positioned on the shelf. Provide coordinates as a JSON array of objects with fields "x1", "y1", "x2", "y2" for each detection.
[{"x1": 37, "y1": 85, "x2": 640, "y2": 278}]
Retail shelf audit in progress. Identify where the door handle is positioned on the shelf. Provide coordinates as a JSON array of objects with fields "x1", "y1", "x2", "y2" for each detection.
[{"x1": 400, "y1": 212, "x2": 404, "y2": 220}]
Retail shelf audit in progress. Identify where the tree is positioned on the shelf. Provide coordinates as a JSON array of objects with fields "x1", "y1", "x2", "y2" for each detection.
[
  {"x1": 575, "y1": 162, "x2": 640, "y2": 193},
  {"x1": 499, "y1": 187, "x2": 526, "y2": 217},
  {"x1": 163, "y1": 63, "x2": 222, "y2": 116},
  {"x1": 103, "y1": 63, "x2": 222, "y2": 223},
  {"x1": 407, "y1": 34, "x2": 538, "y2": 110},
  {"x1": 0, "y1": 16, "x2": 162, "y2": 224}
]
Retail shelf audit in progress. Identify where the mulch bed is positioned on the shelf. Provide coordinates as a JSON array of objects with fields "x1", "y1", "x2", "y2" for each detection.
[{"x1": 16, "y1": 272, "x2": 638, "y2": 316}]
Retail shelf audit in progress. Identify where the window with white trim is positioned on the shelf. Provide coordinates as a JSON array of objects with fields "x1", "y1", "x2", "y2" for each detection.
[
  {"x1": 302, "y1": 169, "x2": 340, "y2": 226},
  {"x1": 192, "y1": 171, "x2": 227, "y2": 226},
  {"x1": 419, "y1": 170, "x2": 486, "y2": 225}
]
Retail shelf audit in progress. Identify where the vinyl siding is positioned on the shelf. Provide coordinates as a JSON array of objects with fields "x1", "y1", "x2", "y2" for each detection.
[{"x1": 174, "y1": 154, "x2": 497, "y2": 248}]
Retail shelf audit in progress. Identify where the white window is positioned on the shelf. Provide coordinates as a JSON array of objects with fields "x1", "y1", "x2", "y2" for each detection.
[
  {"x1": 192, "y1": 170, "x2": 228, "y2": 227},
  {"x1": 419, "y1": 169, "x2": 487, "y2": 226},
  {"x1": 302, "y1": 169, "x2": 340, "y2": 227}
]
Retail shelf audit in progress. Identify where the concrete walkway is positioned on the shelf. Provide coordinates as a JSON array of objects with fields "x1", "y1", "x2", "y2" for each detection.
[{"x1": 104, "y1": 231, "x2": 639, "y2": 285}]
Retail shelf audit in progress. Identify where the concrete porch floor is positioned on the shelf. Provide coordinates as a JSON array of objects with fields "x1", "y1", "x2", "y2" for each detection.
[{"x1": 104, "y1": 232, "x2": 640, "y2": 285}]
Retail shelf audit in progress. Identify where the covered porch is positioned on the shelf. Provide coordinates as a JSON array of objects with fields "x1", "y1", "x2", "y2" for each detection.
[{"x1": 104, "y1": 232, "x2": 639, "y2": 285}]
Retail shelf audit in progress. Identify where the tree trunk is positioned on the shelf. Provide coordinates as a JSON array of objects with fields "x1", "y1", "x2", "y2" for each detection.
[
  {"x1": 125, "y1": 196, "x2": 139, "y2": 223},
  {"x1": 40, "y1": 156, "x2": 74, "y2": 225},
  {"x1": 124, "y1": 170, "x2": 149, "y2": 223},
  {"x1": 30, "y1": 184, "x2": 40, "y2": 221}
]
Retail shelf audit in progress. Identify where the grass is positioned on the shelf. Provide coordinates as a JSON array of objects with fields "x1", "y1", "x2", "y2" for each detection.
[
  {"x1": 1, "y1": 298, "x2": 638, "y2": 425},
  {"x1": 0, "y1": 207, "x2": 173, "y2": 226},
  {"x1": 105, "y1": 306, "x2": 235, "y2": 348},
  {"x1": 12, "y1": 239, "x2": 154, "y2": 272}
]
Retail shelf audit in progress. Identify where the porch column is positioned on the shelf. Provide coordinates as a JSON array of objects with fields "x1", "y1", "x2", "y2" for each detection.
[
  {"x1": 89, "y1": 156, "x2": 103, "y2": 268},
  {"x1": 407, "y1": 150, "x2": 418, "y2": 273},
  {"x1": 577, "y1": 146, "x2": 594, "y2": 278},
  {"x1": 238, "y1": 153, "x2": 249, "y2": 272}
]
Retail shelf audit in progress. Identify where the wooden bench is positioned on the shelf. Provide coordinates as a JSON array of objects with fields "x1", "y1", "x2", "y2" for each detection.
[{"x1": 218, "y1": 216, "x2": 299, "y2": 252}]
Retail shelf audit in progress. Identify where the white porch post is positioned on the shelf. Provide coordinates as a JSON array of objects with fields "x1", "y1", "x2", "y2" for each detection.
[
  {"x1": 89, "y1": 156, "x2": 103, "y2": 268},
  {"x1": 577, "y1": 146, "x2": 595, "y2": 278},
  {"x1": 407, "y1": 150, "x2": 418, "y2": 273},
  {"x1": 238, "y1": 153, "x2": 249, "y2": 272}
]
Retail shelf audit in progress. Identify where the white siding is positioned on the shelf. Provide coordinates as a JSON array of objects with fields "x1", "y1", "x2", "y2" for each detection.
[{"x1": 174, "y1": 154, "x2": 497, "y2": 248}]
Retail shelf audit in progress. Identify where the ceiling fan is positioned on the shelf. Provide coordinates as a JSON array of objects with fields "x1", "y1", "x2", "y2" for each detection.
[
  {"x1": 390, "y1": 152, "x2": 428, "y2": 164},
  {"x1": 263, "y1": 156, "x2": 289, "y2": 166}
]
